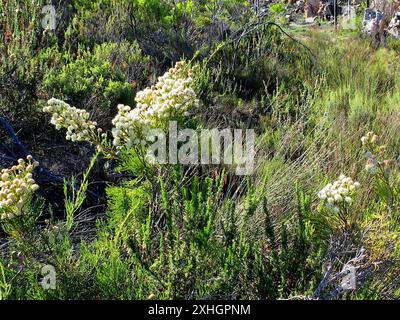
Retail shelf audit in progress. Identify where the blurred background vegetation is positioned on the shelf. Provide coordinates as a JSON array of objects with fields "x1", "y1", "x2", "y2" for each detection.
[{"x1": 1, "y1": 0, "x2": 400, "y2": 300}]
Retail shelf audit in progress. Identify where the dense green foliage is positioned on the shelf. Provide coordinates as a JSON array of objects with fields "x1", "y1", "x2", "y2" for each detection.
[{"x1": 1, "y1": 0, "x2": 400, "y2": 300}]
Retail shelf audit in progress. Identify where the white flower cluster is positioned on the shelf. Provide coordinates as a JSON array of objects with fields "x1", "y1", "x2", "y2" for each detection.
[
  {"x1": 361, "y1": 131, "x2": 379, "y2": 146},
  {"x1": 318, "y1": 175, "x2": 360, "y2": 213},
  {"x1": 43, "y1": 98, "x2": 98, "y2": 142},
  {"x1": 135, "y1": 61, "x2": 198, "y2": 121},
  {"x1": 111, "y1": 104, "x2": 148, "y2": 148},
  {"x1": 0, "y1": 156, "x2": 40, "y2": 220},
  {"x1": 361, "y1": 132, "x2": 392, "y2": 175},
  {"x1": 112, "y1": 61, "x2": 199, "y2": 148}
]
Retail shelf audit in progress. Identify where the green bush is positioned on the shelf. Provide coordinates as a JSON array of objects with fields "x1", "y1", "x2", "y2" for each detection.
[
  {"x1": 42, "y1": 41, "x2": 150, "y2": 111},
  {"x1": 0, "y1": 149, "x2": 325, "y2": 299}
]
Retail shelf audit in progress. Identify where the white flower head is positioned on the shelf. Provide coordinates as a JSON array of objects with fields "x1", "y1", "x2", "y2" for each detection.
[
  {"x1": 0, "y1": 156, "x2": 40, "y2": 220},
  {"x1": 111, "y1": 61, "x2": 198, "y2": 149},
  {"x1": 44, "y1": 98, "x2": 98, "y2": 143},
  {"x1": 318, "y1": 175, "x2": 360, "y2": 213}
]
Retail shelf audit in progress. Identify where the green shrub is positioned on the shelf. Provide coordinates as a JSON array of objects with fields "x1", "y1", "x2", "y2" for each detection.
[
  {"x1": 0, "y1": 143, "x2": 326, "y2": 299},
  {"x1": 0, "y1": 0, "x2": 57, "y2": 124},
  {"x1": 42, "y1": 41, "x2": 150, "y2": 111}
]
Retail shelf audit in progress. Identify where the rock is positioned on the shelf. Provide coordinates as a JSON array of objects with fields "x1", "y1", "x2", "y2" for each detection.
[{"x1": 363, "y1": 8, "x2": 384, "y2": 34}]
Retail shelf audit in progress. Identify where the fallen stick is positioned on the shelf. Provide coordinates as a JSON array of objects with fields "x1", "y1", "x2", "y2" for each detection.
[{"x1": 0, "y1": 116, "x2": 29, "y2": 158}]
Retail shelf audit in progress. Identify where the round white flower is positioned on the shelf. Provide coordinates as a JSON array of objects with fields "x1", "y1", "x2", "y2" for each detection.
[{"x1": 318, "y1": 174, "x2": 360, "y2": 213}]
